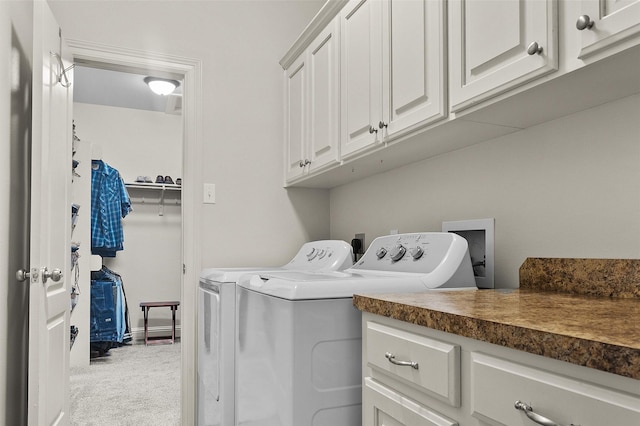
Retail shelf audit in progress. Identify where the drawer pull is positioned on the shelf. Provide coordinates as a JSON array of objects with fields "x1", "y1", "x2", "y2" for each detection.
[
  {"x1": 514, "y1": 401, "x2": 576, "y2": 426},
  {"x1": 385, "y1": 352, "x2": 419, "y2": 370}
]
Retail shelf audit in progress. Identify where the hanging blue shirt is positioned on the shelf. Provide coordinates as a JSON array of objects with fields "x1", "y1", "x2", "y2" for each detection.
[{"x1": 91, "y1": 160, "x2": 132, "y2": 256}]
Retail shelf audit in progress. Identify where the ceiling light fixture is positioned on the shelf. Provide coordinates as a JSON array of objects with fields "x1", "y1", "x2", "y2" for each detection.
[{"x1": 144, "y1": 76, "x2": 180, "y2": 96}]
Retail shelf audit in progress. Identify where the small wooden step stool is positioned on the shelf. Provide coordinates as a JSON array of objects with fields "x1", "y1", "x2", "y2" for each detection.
[{"x1": 139, "y1": 301, "x2": 180, "y2": 345}]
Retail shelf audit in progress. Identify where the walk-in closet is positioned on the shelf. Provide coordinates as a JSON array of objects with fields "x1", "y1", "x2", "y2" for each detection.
[{"x1": 69, "y1": 65, "x2": 183, "y2": 422}]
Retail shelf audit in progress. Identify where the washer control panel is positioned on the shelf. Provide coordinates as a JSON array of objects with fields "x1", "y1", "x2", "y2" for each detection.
[
  {"x1": 352, "y1": 232, "x2": 469, "y2": 274},
  {"x1": 285, "y1": 240, "x2": 354, "y2": 271}
]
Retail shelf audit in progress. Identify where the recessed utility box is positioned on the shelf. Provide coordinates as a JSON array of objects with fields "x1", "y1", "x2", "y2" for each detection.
[{"x1": 442, "y1": 218, "x2": 494, "y2": 289}]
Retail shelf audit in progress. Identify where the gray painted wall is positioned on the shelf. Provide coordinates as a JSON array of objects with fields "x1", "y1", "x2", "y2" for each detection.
[{"x1": 330, "y1": 94, "x2": 640, "y2": 288}]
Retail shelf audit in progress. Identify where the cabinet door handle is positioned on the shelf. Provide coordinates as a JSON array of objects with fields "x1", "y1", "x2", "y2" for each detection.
[
  {"x1": 576, "y1": 15, "x2": 594, "y2": 30},
  {"x1": 385, "y1": 352, "x2": 419, "y2": 369},
  {"x1": 514, "y1": 401, "x2": 576, "y2": 426},
  {"x1": 369, "y1": 125, "x2": 378, "y2": 134},
  {"x1": 378, "y1": 121, "x2": 388, "y2": 129},
  {"x1": 527, "y1": 41, "x2": 543, "y2": 55}
]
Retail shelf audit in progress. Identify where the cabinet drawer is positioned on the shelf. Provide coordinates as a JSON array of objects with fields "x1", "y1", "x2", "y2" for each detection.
[
  {"x1": 471, "y1": 352, "x2": 640, "y2": 426},
  {"x1": 366, "y1": 321, "x2": 460, "y2": 406},
  {"x1": 364, "y1": 377, "x2": 458, "y2": 426}
]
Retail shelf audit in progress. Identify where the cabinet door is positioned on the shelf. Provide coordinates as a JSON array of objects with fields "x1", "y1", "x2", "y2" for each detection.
[
  {"x1": 470, "y1": 353, "x2": 640, "y2": 426},
  {"x1": 364, "y1": 378, "x2": 459, "y2": 426},
  {"x1": 382, "y1": 0, "x2": 447, "y2": 138},
  {"x1": 308, "y1": 19, "x2": 341, "y2": 173},
  {"x1": 284, "y1": 54, "x2": 307, "y2": 182},
  {"x1": 340, "y1": 0, "x2": 383, "y2": 159},
  {"x1": 449, "y1": 0, "x2": 558, "y2": 112},
  {"x1": 576, "y1": 0, "x2": 640, "y2": 59}
]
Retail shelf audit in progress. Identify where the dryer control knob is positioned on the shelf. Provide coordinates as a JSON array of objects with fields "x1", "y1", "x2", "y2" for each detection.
[
  {"x1": 307, "y1": 248, "x2": 318, "y2": 261},
  {"x1": 409, "y1": 246, "x2": 424, "y2": 260},
  {"x1": 376, "y1": 247, "x2": 387, "y2": 259},
  {"x1": 389, "y1": 244, "x2": 406, "y2": 261}
]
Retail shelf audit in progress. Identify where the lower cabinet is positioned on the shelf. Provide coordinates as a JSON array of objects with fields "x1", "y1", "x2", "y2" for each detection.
[
  {"x1": 470, "y1": 352, "x2": 640, "y2": 426},
  {"x1": 362, "y1": 313, "x2": 640, "y2": 426},
  {"x1": 364, "y1": 378, "x2": 458, "y2": 426}
]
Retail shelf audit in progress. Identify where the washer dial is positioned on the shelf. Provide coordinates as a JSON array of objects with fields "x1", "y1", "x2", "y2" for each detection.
[
  {"x1": 389, "y1": 244, "x2": 406, "y2": 261},
  {"x1": 409, "y1": 246, "x2": 424, "y2": 260}
]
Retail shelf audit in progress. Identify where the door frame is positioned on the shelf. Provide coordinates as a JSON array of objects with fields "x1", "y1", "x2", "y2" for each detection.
[{"x1": 67, "y1": 39, "x2": 203, "y2": 424}]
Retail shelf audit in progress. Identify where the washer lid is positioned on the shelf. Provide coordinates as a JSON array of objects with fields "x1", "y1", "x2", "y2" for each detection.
[
  {"x1": 200, "y1": 267, "x2": 285, "y2": 284},
  {"x1": 237, "y1": 270, "x2": 461, "y2": 300}
]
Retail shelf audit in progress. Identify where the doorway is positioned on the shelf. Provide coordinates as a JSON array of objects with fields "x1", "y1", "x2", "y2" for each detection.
[{"x1": 67, "y1": 40, "x2": 202, "y2": 424}]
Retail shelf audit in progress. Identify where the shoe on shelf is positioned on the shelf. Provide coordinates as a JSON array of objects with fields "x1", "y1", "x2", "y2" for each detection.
[
  {"x1": 135, "y1": 176, "x2": 146, "y2": 183},
  {"x1": 164, "y1": 175, "x2": 174, "y2": 185},
  {"x1": 144, "y1": 176, "x2": 152, "y2": 183},
  {"x1": 176, "y1": 178, "x2": 182, "y2": 186},
  {"x1": 155, "y1": 175, "x2": 164, "y2": 184}
]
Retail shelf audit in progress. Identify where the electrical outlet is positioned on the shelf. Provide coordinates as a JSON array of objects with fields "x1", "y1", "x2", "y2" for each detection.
[
  {"x1": 203, "y1": 183, "x2": 216, "y2": 204},
  {"x1": 354, "y1": 233, "x2": 365, "y2": 254}
]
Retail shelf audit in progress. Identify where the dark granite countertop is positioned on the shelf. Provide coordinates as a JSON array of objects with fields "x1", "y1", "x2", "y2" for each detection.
[{"x1": 353, "y1": 258, "x2": 640, "y2": 380}]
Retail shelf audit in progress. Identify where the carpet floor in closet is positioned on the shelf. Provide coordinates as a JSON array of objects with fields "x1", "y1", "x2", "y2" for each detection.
[{"x1": 70, "y1": 341, "x2": 181, "y2": 425}]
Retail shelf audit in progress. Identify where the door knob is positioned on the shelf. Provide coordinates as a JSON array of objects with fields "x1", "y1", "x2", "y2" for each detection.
[
  {"x1": 16, "y1": 269, "x2": 31, "y2": 282},
  {"x1": 576, "y1": 15, "x2": 594, "y2": 30},
  {"x1": 42, "y1": 267, "x2": 63, "y2": 284}
]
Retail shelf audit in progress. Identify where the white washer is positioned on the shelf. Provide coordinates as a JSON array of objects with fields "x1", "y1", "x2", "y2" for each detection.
[
  {"x1": 198, "y1": 240, "x2": 353, "y2": 426},
  {"x1": 235, "y1": 232, "x2": 477, "y2": 426}
]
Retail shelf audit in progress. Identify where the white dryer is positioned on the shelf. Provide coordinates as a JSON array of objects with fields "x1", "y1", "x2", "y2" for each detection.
[
  {"x1": 235, "y1": 232, "x2": 477, "y2": 426},
  {"x1": 197, "y1": 240, "x2": 353, "y2": 426}
]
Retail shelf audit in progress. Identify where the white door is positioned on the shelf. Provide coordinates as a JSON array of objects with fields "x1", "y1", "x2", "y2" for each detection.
[
  {"x1": 449, "y1": 0, "x2": 558, "y2": 112},
  {"x1": 577, "y1": 0, "x2": 640, "y2": 59},
  {"x1": 382, "y1": 0, "x2": 447, "y2": 138},
  {"x1": 27, "y1": 1, "x2": 73, "y2": 424},
  {"x1": 284, "y1": 54, "x2": 307, "y2": 182},
  {"x1": 340, "y1": 0, "x2": 383, "y2": 159},
  {"x1": 308, "y1": 18, "x2": 341, "y2": 173}
]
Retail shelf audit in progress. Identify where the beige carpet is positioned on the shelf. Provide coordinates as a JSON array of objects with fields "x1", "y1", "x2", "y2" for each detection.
[{"x1": 70, "y1": 342, "x2": 181, "y2": 425}]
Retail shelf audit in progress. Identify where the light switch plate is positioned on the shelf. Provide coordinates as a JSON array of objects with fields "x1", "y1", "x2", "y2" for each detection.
[{"x1": 203, "y1": 183, "x2": 216, "y2": 204}]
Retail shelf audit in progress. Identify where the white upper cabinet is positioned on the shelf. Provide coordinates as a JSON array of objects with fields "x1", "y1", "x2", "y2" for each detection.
[
  {"x1": 281, "y1": 0, "x2": 638, "y2": 188},
  {"x1": 381, "y1": 0, "x2": 447, "y2": 139},
  {"x1": 308, "y1": 19, "x2": 341, "y2": 174},
  {"x1": 340, "y1": 0, "x2": 383, "y2": 158},
  {"x1": 340, "y1": 0, "x2": 447, "y2": 159},
  {"x1": 284, "y1": 54, "x2": 307, "y2": 182},
  {"x1": 284, "y1": 18, "x2": 341, "y2": 184},
  {"x1": 449, "y1": 0, "x2": 559, "y2": 112},
  {"x1": 575, "y1": 0, "x2": 640, "y2": 59}
]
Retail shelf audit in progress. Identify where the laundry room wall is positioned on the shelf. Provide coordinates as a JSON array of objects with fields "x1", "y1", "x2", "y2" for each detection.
[
  {"x1": 330, "y1": 93, "x2": 640, "y2": 289},
  {"x1": 49, "y1": 0, "x2": 330, "y2": 272},
  {"x1": 73, "y1": 103, "x2": 183, "y2": 339}
]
